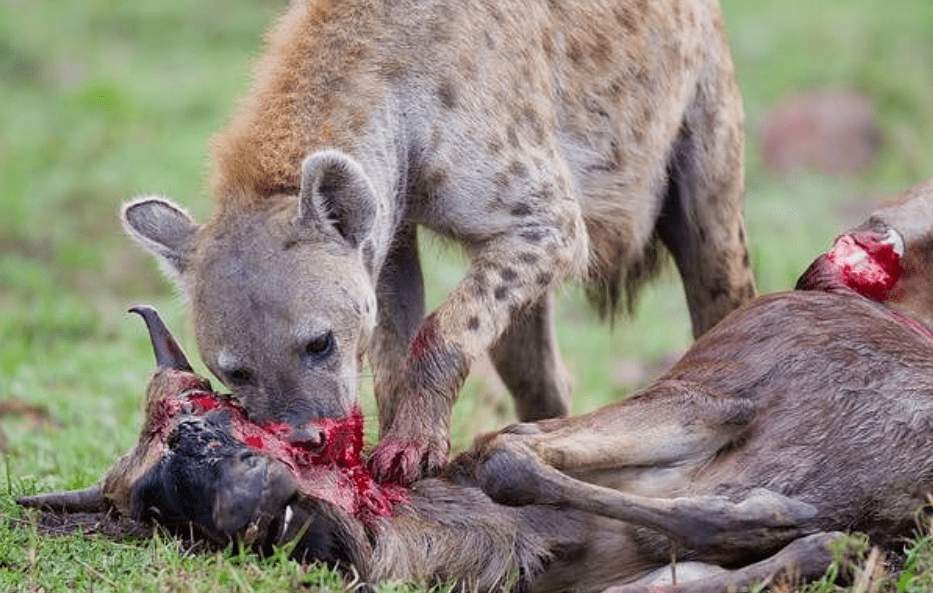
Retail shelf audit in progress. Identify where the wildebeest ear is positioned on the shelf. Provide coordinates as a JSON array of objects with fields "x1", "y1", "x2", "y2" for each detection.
[
  {"x1": 298, "y1": 150, "x2": 377, "y2": 248},
  {"x1": 121, "y1": 197, "x2": 200, "y2": 283}
]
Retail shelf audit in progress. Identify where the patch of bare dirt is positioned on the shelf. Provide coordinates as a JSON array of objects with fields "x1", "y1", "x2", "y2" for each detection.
[
  {"x1": 0, "y1": 399, "x2": 61, "y2": 427},
  {"x1": 18, "y1": 507, "x2": 217, "y2": 557},
  {"x1": 759, "y1": 88, "x2": 882, "y2": 177},
  {"x1": 28, "y1": 508, "x2": 153, "y2": 540},
  {"x1": 0, "y1": 399, "x2": 63, "y2": 450}
]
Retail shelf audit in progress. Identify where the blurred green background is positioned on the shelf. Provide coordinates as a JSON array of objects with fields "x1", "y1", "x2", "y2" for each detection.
[{"x1": 2, "y1": 0, "x2": 933, "y2": 590}]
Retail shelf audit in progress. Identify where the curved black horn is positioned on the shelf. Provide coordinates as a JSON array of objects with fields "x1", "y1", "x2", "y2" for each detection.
[
  {"x1": 129, "y1": 305, "x2": 194, "y2": 372},
  {"x1": 16, "y1": 484, "x2": 106, "y2": 513}
]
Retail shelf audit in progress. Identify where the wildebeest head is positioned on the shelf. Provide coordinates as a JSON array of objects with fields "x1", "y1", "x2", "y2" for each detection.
[{"x1": 17, "y1": 306, "x2": 400, "y2": 570}]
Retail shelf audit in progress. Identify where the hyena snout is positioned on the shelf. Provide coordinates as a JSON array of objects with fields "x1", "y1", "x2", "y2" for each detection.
[{"x1": 233, "y1": 373, "x2": 355, "y2": 428}]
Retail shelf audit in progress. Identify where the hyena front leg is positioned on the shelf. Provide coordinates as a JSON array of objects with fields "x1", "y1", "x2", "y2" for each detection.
[
  {"x1": 370, "y1": 223, "x2": 425, "y2": 436},
  {"x1": 490, "y1": 293, "x2": 571, "y2": 422},
  {"x1": 369, "y1": 192, "x2": 589, "y2": 483}
]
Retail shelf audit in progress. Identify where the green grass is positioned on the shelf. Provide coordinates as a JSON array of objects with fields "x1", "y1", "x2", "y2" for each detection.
[{"x1": 2, "y1": 0, "x2": 933, "y2": 590}]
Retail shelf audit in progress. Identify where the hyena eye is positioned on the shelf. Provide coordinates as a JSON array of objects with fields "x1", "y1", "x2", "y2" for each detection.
[
  {"x1": 227, "y1": 368, "x2": 254, "y2": 386},
  {"x1": 305, "y1": 331, "x2": 335, "y2": 359}
]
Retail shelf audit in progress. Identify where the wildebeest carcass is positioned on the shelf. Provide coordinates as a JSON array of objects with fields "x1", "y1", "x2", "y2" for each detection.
[{"x1": 19, "y1": 180, "x2": 933, "y2": 592}]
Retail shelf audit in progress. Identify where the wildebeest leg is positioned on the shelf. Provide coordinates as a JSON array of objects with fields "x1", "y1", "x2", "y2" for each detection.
[
  {"x1": 475, "y1": 385, "x2": 816, "y2": 555},
  {"x1": 657, "y1": 65, "x2": 755, "y2": 337},
  {"x1": 479, "y1": 442, "x2": 815, "y2": 554},
  {"x1": 605, "y1": 532, "x2": 841, "y2": 593},
  {"x1": 489, "y1": 293, "x2": 571, "y2": 421},
  {"x1": 478, "y1": 380, "x2": 755, "y2": 474},
  {"x1": 371, "y1": 223, "x2": 426, "y2": 435}
]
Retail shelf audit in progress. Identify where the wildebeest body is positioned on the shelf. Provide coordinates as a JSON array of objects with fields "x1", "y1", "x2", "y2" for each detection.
[{"x1": 26, "y1": 183, "x2": 933, "y2": 591}]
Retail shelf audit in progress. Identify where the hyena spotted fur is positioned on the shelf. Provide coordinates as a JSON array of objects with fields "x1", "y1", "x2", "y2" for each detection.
[{"x1": 122, "y1": 0, "x2": 756, "y2": 483}]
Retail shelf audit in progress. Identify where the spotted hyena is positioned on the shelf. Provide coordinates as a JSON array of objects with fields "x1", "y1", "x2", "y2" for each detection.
[{"x1": 122, "y1": 0, "x2": 755, "y2": 483}]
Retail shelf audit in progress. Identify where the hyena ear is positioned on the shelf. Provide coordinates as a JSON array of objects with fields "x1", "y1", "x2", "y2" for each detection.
[
  {"x1": 121, "y1": 197, "x2": 200, "y2": 282},
  {"x1": 298, "y1": 150, "x2": 377, "y2": 248}
]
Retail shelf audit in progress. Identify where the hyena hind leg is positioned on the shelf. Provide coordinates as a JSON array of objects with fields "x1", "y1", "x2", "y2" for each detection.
[
  {"x1": 489, "y1": 294, "x2": 571, "y2": 422},
  {"x1": 658, "y1": 75, "x2": 756, "y2": 337}
]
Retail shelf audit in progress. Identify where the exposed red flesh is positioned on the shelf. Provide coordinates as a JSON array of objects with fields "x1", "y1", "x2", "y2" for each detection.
[
  {"x1": 151, "y1": 383, "x2": 408, "y2": 523},
  {"x1": 797, "y1": 232, "x2": 901, "y2": 297},
  {"x1": 796, "y1": 231, "x2": 933, "y2": 341},
  {"x1": 824, "y1": 233, "x2": 902, "y2": 301},
  {"x1": 408, "y1": 313, "x2": 440, "y2": 363}
]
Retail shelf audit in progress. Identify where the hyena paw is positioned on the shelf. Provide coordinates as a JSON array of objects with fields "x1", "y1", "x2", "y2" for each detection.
[{"x1": 369, "y1": 432, "x2": 449, "y2": 485}]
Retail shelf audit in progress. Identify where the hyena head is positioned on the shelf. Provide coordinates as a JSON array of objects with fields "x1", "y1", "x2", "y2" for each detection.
[{"x1": 122, "y1": 151, "x2": 380, "y2": 426}]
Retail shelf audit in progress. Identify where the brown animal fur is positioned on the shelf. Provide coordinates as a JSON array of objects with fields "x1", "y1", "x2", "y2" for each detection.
[
  {"x1": 28, "y1": 182, "x2": 933, "y2": 592},
  {"x1": 11, "y1": 303, "x2": 841, "y2": 592},
  {"x1": 121, "y1": 0, "x2": 755, "y2": 483}
]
